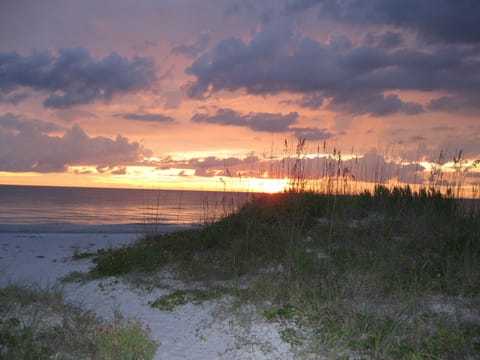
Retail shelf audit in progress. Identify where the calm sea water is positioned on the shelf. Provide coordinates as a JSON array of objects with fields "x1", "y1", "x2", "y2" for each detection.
[{"x1": 0, "y1": 185, "x2": 252, "y2": 233}]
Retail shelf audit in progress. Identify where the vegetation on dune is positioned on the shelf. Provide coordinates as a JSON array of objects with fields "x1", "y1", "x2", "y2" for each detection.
[
  {"x1": 91, "y1": 185, "x2": 480, "y2": 358},
  {"x1": 0, "y1": 284, "x2": 157, "y2": 359}
]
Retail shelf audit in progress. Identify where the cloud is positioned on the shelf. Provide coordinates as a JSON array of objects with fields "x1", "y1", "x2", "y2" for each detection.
[
  {"x1": 282, "y1": 93, "x2": 325, "y2": 109},
  {"x1": 436, "y1": 135, "x2": 480, "y2": 160},
  {"x1": 284, "y1": 0, "x2": 480, "y2": 44},
  {"x1": 187, "y1": 23, "x2": 461, "y2": 116},
  {"x1": 0, "y1": 113, "x2": 148, "y2": 172},
  {"x1": 0, "y1": 48, "x2": 156, "y2": 108},
  {"x1": 0, "y1": 112, "x2": 61, "y2": 137},
  {"x1": 191, "y1": 107, "x2": 333, "y2": 141},
  {"x1": 0, "y1": 91, "x2": 30, "y2": 105},
  {"x1": 192, "y1": 155, "x2": 261, "y2": 177},
  {"x1": 283, "y1": 0, "x2": 322, "y2": 14},
  {"x1": 55, "y1": 109, "x2": 98, "y2": 123},
  {"x1": 410, "y1": 135, "x2": 426, "y2": 142},
  {"x1": 224, "y1": 1, "x2": 256, "y2": 16},
  {"x1": 427, "y1": 96, "x2": 463, "y2": 112},
  {"x1": 172, "y1": 33, "x2": 210, "y2": 57},
  {"x1": 111, "y1": 166, "x2": 128, "y2": 175},
  {"x1": 224, "y1": 1, "x2": 278, "y2": 24},
  {"x1": 291, "y1": 126, "x2": 333, "y2": 141},
  {"x1": 130, "y1": 40, "x2": 159, "y2": 52},
  {"x1": 186, "y1": 21, "x2": 295, "y2": 99},
  {"x1": 191, "y1": 108, "x2": 298, "y2": 132},
  {"x1": 159, "y1": 153, "x2": 262, "y2": 177},
  {"x1": 116, "y1": 112, "x2": 175, "y2": 123},
  {"x1": 328, "y1": 93, "x2": 424, "y2": 116},
  {"x1": 158, "y1": 146, "x2": 429, "y2": 185},
  {"x1": 432, "y1": 126, "x2": 455, "y2": 133},
  {"x1": 96, "y1": 165, "x2": 127, "y2": 175},
  {"x1": 377, "y1": 31, "x2": 404, "y2": 48},
  {"x1": 363, "y1": 31, "x2": 404, "y2": 49}
]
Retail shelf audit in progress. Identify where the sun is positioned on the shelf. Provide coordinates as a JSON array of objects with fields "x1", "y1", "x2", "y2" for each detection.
[{"x1": 236, "y1": 177, "x2": 288, "y2": 194}]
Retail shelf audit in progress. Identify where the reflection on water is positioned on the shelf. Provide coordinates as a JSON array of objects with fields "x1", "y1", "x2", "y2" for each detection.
[{"x1": 0, "y1": 185, "x2": 253, "y2": 226}]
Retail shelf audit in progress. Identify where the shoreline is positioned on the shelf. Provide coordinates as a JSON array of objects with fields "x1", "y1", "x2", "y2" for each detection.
[{"x1": 0, "y1": 222, "x2": 198, "y2": 234}]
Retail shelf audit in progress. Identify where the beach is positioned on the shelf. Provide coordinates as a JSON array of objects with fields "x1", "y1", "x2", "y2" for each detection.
[
  {"x1": 0, "y1": 230, "x2": 293, "y2": 359},
  {"x1": 2, "y1": 188, "x2": 479, "y2": 358}
]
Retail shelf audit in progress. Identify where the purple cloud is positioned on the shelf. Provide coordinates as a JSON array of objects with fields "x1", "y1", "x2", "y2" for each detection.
[
  {"x1": 116, "y1": 112, "x2": 175, "y2": 123},
  {"x1": 0, "y1": 113, "x2": 148, "y2": 172},
  {"x1": 0, "y1": 48, "x2": 156, "y2": 108},
  {"x1": 172, "y1": 33, "x2": 211, "y2": 57},
  {"x1": 191, "y1": 108, "x2": 298, "y2": 132},
  {"x1": 186, "y1": 23, "x2": 446, "y2": 116},
  {"x1": 284, "y1": 0, "x2": 480, "y2": 44}
]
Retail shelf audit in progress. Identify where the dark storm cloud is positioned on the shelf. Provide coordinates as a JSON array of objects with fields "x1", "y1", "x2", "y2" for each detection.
[
  {"x1": 191, "y1": 108, "x2": 298, "y2": 132},
  {"x1": 172, "y1": 33, "x2": 211, "y2": 57},
  {"x1": 187, "y1": 23, "x2": 480, "y2": 116},
  {"x1": 284, "y1": 0, "x2": 480, "y2": 44},
  {"x1": 116, "y1": 112, "x2": 175, "y2": 123},
  {"x1": 0, "y1": 48, "x2": 156, "y2": 108},
  {"x1": 0, "y1": 113, "x2": 147, "y2": 172}
]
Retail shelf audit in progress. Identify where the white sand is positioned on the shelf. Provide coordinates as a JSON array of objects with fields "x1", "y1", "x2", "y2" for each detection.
[{"x1": 0, "y1": 232, "x2": 293, "y2": 359}]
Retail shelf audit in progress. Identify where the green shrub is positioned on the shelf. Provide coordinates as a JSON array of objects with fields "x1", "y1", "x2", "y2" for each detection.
[{"x1": 96, "y1": 313, "x2": 157, "y2": 360}]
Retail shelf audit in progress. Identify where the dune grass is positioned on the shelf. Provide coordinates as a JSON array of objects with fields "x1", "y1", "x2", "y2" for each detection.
[{"x1": 91, "y1": 185, "x2": 480, "y2": 358}]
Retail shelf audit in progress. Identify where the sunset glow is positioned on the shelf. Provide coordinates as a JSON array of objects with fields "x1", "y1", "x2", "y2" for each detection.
[{"x1": 1, "y1": 1, "x2": 479, "y2": 196}]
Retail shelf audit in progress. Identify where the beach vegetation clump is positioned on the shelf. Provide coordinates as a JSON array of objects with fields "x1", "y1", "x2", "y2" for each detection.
[
  {"x1": 0, "y1": 283, "x2": 157, "y2": 359},
  {"x1": 149, "y1": 289, "x2": 218, "y2": 311},
  {"x1": 91, "y1": 185, "x2": 480, "y2": 358},
  {"x1": 96, "y1": 311, "x2": 157, "y2": 360},
  {"x1": 71, "y1": 247, "x2": 96, "y2": 260},
  {"x1": 91, "y1": 226, "x2": 229, "y2": 276}
]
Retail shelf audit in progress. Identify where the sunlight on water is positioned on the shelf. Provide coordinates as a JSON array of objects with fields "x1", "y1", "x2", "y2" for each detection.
[{"x1": 0, "y1": 185, "x2": 253, "y2": 228}]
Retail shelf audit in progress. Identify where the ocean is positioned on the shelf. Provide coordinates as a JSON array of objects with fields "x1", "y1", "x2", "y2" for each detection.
[{"x1": 0, "y1": 185, "x2": 253, "y2": 233}]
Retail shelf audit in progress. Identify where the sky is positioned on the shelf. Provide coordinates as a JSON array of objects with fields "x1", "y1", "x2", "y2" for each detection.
[{"x1": 1, "y1": 0, "x2": 479, "y2": 194}]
